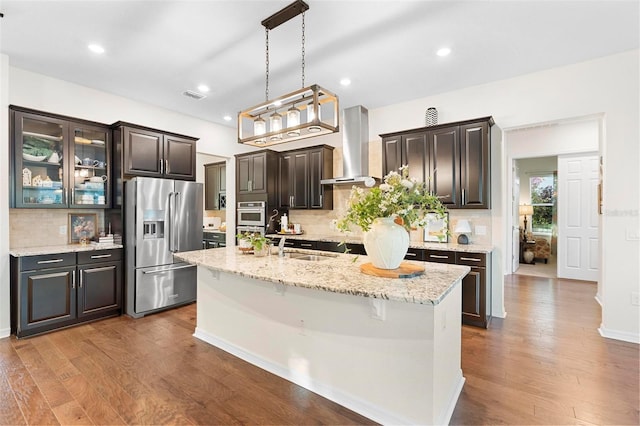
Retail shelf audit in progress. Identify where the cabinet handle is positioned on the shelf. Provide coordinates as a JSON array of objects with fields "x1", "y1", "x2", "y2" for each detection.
[
  {"x1": 72, "y1": 270, "x2": 75, "y2": 289},
  {"x1": 79, "y1": 270, "x2": 83, "y2": 288},
  {"x1": 429, "y1": 254, "x2": 449, "y2": 259},
  {"x1": 159, "y1": 159, "x2": 164, "y2": 174},
  {"x1": 37, "y1": 259, "x2": 64, "y2": 264},
  {"x1": 459, "y1": 256, "x2": 481, "y2": 262},
  {"x1": 405, "y1": 252, "x2": 417, "y2": 257},
  {"x1": 165, "y1": 159, "x2": 169, "y2": 174},
  {"x1": 301, "y1": 243, "x2": 313, "y2": 248},
  {"x1": 90, "y1": 254, "x2": 112, "y2": 259},
  {"x1": 290, "y1": 195, "x2": 294, "y2": 207},
  {"x1": 319, "y1": 194, "x2": 323, "y2": 206},
  {"x1": 71, "y1": 188, "x2": 75, "y2": 204},
  {"x1": 64, "y1": 188, "x2": 68, "y2": 204},
  {"x1": 462, "y1": 189, "x2": 466, "y2": 205}
]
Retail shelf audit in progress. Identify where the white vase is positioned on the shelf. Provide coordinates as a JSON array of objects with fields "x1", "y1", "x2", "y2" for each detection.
[{"x1": 363, "y1": 217, "x2": 410, "y2": 269}]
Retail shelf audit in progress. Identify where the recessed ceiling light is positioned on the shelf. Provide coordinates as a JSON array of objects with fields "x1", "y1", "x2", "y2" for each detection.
[
  {"x1": 88, "y1": 44, "x2": 105, "y2": 54},
  {"x1": 197, "y1": 84, "x2": 210, "y2": 93},
  {"x1": 436, "y1": 47, "x2": 451, "y2": 57},
  {"x1": 223, "y1": 115, "x2": 232, "y2": 122},
  {"x1": 340, "y1": 78, "x2": 351, "y2": 86}
]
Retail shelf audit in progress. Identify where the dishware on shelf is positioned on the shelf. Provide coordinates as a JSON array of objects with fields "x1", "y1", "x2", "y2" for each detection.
[
  {"x1": 47, "y1": 152, "x2": 60, "y2": 163},
  {"x1": 23, "y1": 153, "x2": 48, "y2": 162},
  {"x1": 82, "y1": 158, "x2": 93, "y2": 166},
  {"x1": 89, "y1": 175, "x2": 108, "y2": 183}
]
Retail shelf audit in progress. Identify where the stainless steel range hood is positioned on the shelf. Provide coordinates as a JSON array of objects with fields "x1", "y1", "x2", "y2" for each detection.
[{"x1": 320, "y1": 105, "x2": 379, "y2": 187}]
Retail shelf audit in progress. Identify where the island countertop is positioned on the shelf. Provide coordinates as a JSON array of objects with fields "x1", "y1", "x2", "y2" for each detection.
[{"x1": 174, "y1": 247, "x2": 470, "y2": 305}]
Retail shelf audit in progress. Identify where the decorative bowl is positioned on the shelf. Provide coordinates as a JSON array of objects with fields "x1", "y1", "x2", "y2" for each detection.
[{"x1": 23, "y1": 153, "x2": 48, "y2": 162}]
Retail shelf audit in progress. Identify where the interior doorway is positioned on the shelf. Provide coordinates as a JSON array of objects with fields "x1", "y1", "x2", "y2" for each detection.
[
  {"x1": 513, "y1": 156, "x2": 558, "y2": 278},
  {"x1": 504, "y1": 116, "x2": 601, "y2": 285}
]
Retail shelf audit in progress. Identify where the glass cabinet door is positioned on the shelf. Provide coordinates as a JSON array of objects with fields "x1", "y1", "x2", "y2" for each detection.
[
  {"x1": 15, "y1": 113, "x2": 68, "y2": 208},
  {"x1": 70, "y1": 123, "x2": 110, "y2": 208}
]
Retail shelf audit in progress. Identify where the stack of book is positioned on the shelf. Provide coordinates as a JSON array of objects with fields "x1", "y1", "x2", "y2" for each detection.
[{"x1": 91, "y1": 234, "x2": 116, "y2": 247}]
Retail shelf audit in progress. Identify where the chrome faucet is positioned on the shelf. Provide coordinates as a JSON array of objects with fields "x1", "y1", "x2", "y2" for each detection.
[{"x1": 278, "y1": 236, "x2": 286, "y2": 257}]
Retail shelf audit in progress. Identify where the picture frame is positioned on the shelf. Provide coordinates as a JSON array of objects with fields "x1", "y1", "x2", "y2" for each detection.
[
  {"x1": 423, "y1": 212, "x2": 449, "y2": 243},
  {"x1": 68, "y1": 213, "x2": 97, "y2": 244}
]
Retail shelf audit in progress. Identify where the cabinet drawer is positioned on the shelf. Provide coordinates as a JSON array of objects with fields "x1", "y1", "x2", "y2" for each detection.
[
  {"x1": 203, "y1": 232, "x2": 226, "y2": 243},
  {"x1": 455, "y1": 252, "x2": 486, "y2": 267},
  {"x1": 21, "y1": 252, "x2": 76, "y2": 271},
  {"x1": 77, "y1": 249, "x2": 122, "y2": 265},
  {"x1": 292, "y1": 240, "x2": 317, "y2": 250},
  {"x1": 425, "y1": 250, "x2": 455, "y2": 264},
  {"x1": 404, "y1": 248, "x2": 426, "y2": 261}
]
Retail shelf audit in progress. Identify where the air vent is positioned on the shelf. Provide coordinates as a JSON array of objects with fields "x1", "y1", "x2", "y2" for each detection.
[{"x1": 183, "y1": 90, "x2": 206, "y2": 100}]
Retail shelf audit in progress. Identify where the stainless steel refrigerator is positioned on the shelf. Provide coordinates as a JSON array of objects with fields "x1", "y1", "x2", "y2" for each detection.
[{"x1": 124, "y1": 177, "x2": 202, "y2": 318}]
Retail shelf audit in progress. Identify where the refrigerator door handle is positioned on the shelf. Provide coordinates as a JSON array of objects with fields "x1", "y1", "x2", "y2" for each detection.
[
  {"x1": 173, "y1": 192, "x2": 181, "y2": 252},
  {"x1": 167, "y1": 191, "x2": 175, "y2": 252},
  {"x1": 142, "y1": 264, "x2": 195, "y2": 274}
]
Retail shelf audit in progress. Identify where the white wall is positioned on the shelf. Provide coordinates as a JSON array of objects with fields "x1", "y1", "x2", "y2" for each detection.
[{"x1": 1, "y1": 50, "x2": 638, "y2": 343}]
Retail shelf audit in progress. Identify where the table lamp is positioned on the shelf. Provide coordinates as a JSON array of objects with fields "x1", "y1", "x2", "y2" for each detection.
[
  {"x1": 454, "y1": 219, "x2": 472, "y2": 244},
  {"x1": 519, "y1": 204, "x2": 534, "y2": 234}
]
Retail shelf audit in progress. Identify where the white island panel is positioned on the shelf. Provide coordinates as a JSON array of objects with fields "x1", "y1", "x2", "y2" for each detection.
[{"x1": 194, "y1": 265, "x2": 465, "y2": 425}]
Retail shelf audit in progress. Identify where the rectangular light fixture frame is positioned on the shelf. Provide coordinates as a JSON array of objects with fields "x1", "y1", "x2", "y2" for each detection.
[{"x1": 238, "y1": 84, "x2": 339, "y2": 147}]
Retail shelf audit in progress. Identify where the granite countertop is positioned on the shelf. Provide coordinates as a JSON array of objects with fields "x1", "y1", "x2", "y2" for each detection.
[
  {"x1": 266, "y1": 232, "x2": 493, "y2": 253},
  {"x1": 174, "y1": 247, "x2": 470, "y2": 306},
  {"x1": 10, "y1": 243, "x2": 123, "y2": 257}
]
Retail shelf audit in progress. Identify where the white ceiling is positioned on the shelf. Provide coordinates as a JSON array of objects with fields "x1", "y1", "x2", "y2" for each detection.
[{"x1": 1, "y1": 0, "x2": 638, "y2": 128}]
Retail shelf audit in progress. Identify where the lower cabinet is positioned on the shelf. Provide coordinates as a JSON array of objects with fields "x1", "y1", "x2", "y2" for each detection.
[
  {"x1": 455, "y1": 252, "x2": 491, "y2": 328},
  {"x1": 11, "y1": 249, "x2": 123, "y2": 338},
  {"x1": 203, "y1": 232, "x2": 227, "y2": 249}
]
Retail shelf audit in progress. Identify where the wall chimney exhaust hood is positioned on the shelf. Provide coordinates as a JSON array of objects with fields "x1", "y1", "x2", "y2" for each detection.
[{"x1": 320, "y1": 105, "x2": 379, "y2": 187}]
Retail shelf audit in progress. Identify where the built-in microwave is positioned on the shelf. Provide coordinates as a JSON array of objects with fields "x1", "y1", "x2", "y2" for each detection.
[{"x1": 237, "y1": 201, "x2": 266, "y2": 227}]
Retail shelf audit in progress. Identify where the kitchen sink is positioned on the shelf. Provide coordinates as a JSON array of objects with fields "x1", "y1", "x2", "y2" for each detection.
[{"x1": 283, "y1": 252, "x2": 337, "y2": 261}]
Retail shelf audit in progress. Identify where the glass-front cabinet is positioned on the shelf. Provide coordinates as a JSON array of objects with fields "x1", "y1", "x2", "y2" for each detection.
[{"x1": 11, "y1": 107, "x2": 111, "y2": 208}]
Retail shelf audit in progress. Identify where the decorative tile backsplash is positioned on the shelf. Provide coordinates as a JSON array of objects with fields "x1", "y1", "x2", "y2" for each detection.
[{"x1": 10, "y1": 209, "x2": 106, "y2": 248}]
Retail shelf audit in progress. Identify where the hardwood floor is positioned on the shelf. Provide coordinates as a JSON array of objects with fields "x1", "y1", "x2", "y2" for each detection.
[
  {"x1": 452, "y1": 274, "x2": 639, "y2": 425},
  {"x1": 1, "y1": 274, "x2": 638, "y2": 425}
]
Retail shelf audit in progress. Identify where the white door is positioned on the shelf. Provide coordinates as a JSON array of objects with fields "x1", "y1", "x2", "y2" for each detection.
[
  {"x1": 557, "y1": 154, "x2": 599, "y2": 281},
  {"x1": 512, "y1": 162, "x2": 521, "y2": 272}
]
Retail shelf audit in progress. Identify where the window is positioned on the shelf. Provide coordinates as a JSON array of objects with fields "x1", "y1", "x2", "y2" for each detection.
[{"x1": 529, "y1": 174, "x2": 556, "y2": 232}]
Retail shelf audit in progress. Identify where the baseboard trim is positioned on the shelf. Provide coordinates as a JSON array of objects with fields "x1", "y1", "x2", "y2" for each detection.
[
  {"x1": 194, "y1": 327, "x2": 443, "y2": 425},
  {"x1": 0, "y1": 327, "x2": 10, "y2": 339},
  {"x1": 598, "y1": 325, "x2": 639, "y2": 344}
]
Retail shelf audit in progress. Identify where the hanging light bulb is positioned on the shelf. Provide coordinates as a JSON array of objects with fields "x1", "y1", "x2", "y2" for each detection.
[
  {"x1": 287, "y1": 105, "x2": 301, "y2": 136},
  {"x1": 307, "y1": 101, "x2": 322, "y2": 132},
  {"x1": 269, "y1": 111, "x2": 283, "y2": 140},
  {"x1": 254, "y1": 116, "x2": 266, "y2": 143}
]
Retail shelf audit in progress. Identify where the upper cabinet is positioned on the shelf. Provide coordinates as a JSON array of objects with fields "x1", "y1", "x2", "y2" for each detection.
[
  {"x1": 278, "y1": 145, "x2": 333, "y2": 210},
  {"x1": 381, "y1": 116, "x2": 493, "y2": 209},
  {"x1": 236, "y1": 150, "x2": 279, "y2": 197},
  {"x1": 10, "y1": 106, "x2": 112, "y2": 209},
  {"x1": 204, "y1": 161, "x2": 226, "y2": 210},
  {"x1": 112, "y1": 123, "x2": 197, "y2": 181}
]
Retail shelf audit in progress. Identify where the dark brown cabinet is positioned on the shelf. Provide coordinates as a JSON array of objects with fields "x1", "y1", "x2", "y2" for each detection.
[
  {"x1": 11, "y1": 249, "x2": 123, "y2": 338},
  {"x1": 278, "y1": 145, "x2": 333, "y2": 210},
  {"x1": 456, "y1": 252, "x2": 491, "y2": 328},
  {"x1": 113, "y1": 123, "x2": 197, "y2": 181},
  {"x1": 205, "y1": 161, "x2": 226, "y2": 210},
  {"x1": 381, "y1": 116, "x2": 493, "y2": 209},
  {"x1": 10, "y1": 106, "x2": 112, "y2": 209},
  {"x1": 203, "y1": 231, "x2": 226, "y2": 249},
  {"x1": 77, "y1": 250, "x2": 122, "y2": 318},
  {"x1": 237, "y1": 150, "x2": 278, "y2": 196}
]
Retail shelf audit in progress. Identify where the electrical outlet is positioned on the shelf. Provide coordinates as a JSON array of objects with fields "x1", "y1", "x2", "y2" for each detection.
[
  {"x1": 631, "y1": 292, "x2": 640, "y2": 306},
  {"x1": 59, "y1": 225, "x2": 66, "y2": 235},
  {"x1": 626, "y1": 228, "x2": 640, "y2": 241},
  {"x1": 329, "y1": 219, "x2": 338, "y2": 231}
]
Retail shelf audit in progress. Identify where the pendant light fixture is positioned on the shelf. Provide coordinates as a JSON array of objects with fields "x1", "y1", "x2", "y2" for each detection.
[{"x1": 238, "y1": 0, "x2": 339, "y2": 147}]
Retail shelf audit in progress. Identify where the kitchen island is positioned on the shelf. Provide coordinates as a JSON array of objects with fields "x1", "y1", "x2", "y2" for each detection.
[{"x1": 174, "y1": 247, "x2": 470, "y2": 425}]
